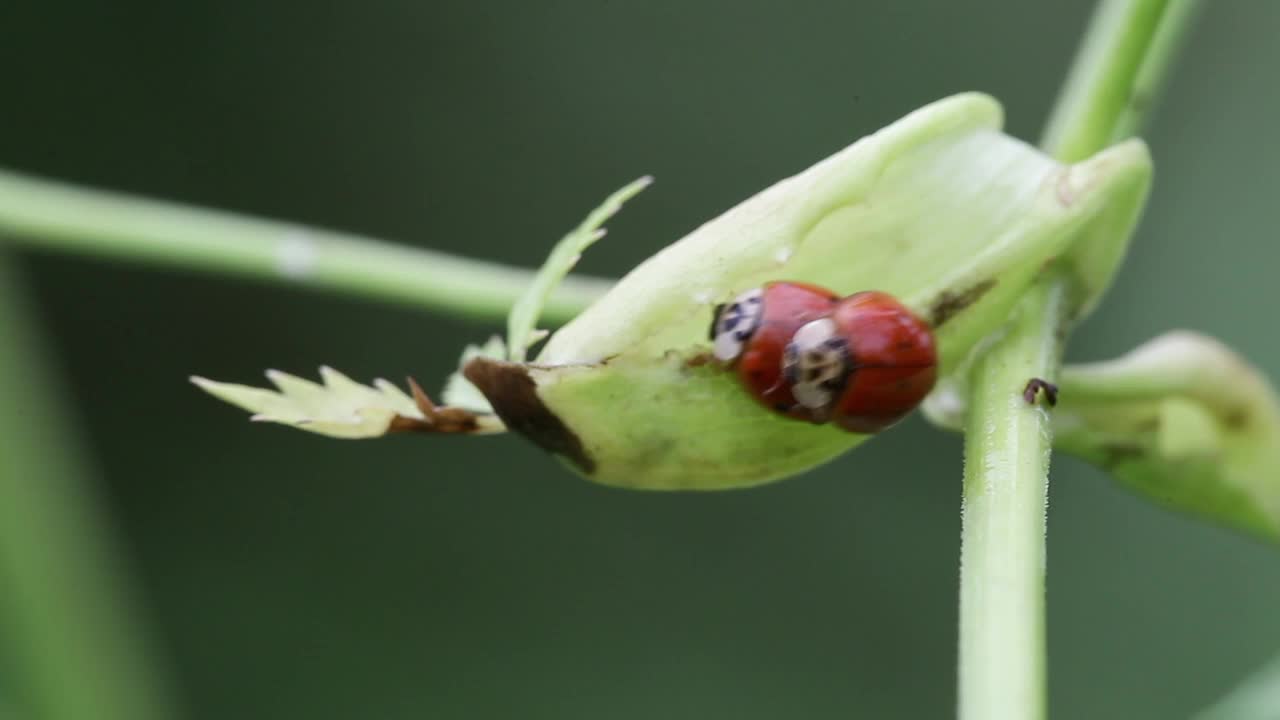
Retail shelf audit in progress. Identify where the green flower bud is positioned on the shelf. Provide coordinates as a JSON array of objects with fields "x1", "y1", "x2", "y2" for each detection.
[{"x1": 466, "y1": 93, "x2": 1151, "y2": 489}]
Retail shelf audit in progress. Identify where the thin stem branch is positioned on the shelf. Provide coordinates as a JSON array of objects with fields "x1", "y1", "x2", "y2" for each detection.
[
  {"x1": 1110, "y1": 1, "x2": 1204, "y2": 142},
  {"x1": 0, "y1": 256, "x2": 175, "y2": 720},
  {"x1": 1041, "y1": 0, "x2": 1173, "y2": 162},
  {"x1": 958, "y1": 275, "x2": 1070, "y2": 720},
  {"x1": 0, "y1": 169, "x2": 613, "y2": 323},
  {"x1": 959, "y1": 0, "x2": 1202, "y2": 718}
]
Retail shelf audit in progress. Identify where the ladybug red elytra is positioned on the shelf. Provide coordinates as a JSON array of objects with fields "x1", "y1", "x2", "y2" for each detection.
[{"x1": 711, "y1": 282, "x2": 937, "y2": 434}]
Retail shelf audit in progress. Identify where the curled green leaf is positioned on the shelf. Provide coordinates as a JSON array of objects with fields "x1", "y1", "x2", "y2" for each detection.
[
  {"x1": 467, "y1": 93, "x2": 1153, "y2": 489},
  {"x1": 1057, "y1": 332, "x2": 1280, "y2": 540},
  {"x1": 927, "y1": 331, "x2": 1280, "y2": 541}
]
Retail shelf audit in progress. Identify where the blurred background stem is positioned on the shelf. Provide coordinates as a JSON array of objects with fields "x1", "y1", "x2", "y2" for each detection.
[
  {"x1": 958, "y1": 0, "x2": 1201, "y2": 718},
  {"x1": 1040, "y1": 0, "x2": 1203, "y2": 162},
  {"x1": 0, "y1": 170, "x2": 612, "y2": 324},
  {"x1": 0, "y1": 255, "x2": 175, "y2": 719},
  {"x1": 1194, "y1": 652, "x2": 1280, "y2": 720}
]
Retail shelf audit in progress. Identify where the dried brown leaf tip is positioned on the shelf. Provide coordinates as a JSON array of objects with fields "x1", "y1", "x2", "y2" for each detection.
[{"x1": 388, "y1": 377, "x2": 491, "y2": 434}]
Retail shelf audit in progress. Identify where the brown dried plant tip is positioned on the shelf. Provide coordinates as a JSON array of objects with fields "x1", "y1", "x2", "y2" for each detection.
[{"x1": 387, "y1": 376, "x2": 486, "y2": 434}]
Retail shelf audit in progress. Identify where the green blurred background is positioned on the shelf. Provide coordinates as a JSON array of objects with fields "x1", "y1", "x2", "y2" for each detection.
[{"x1": 2, "y1": 1, "x2": 1278, "y2": 718}]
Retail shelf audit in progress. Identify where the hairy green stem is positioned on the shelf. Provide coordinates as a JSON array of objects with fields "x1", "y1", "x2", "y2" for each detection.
[
  {"x1": 0, "y1": 256, "x2": 175, "y2": 720},
  {"x1": 0, "y1": 169, "x2": 613, "y2": 323},
  {"x1": 959, "y1": 0, "x2": 1200, "y2": 718},
  {"x1": 958, "y1": 276, "x2": 1070, "y2": 720}
]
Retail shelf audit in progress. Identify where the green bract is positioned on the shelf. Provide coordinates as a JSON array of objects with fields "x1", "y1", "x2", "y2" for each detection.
[{"x1": 464, "y1": 93, "x2": 1151, "y2": 489}]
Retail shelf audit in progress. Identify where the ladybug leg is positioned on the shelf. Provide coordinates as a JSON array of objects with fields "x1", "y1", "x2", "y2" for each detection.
[{"x1": 1022, "y1": 377, "x2": 1059, "y2": 407}]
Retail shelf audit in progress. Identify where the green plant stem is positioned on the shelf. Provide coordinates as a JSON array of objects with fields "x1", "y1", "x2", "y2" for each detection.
[
  {"x1": 0, "y1": 169, "x2": 613, "y2": 323},
  {"x1": 1041, "y1": 0, "x2": 1179, "y2": 162},
  {"x1": 959, "y1": 0, "x2": 1200, "y2": 718},
  {"x1": 0, "y1": 256, "x2": 175, "y2": 720},
  {"x1": 1109, "y1": 1, "x2": 1204, "y2": 142},
  {"x1": 958, "y1": 275, "x2": 1070, "y2": 720}
]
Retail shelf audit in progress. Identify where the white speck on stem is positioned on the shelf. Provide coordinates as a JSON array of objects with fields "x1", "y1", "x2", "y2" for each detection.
[
  {"x1": 774, "y1": 245, "x2": 794, "y2": 264},
  {"x1": 930, "y1": 385, "x2": 967, "y2": 422},
  {"x1": 277, "y1": 230, "x2": 318, "y2": 278},
  {"x1": 692, "y1": 289, "x2": 714, "y2": 304}
]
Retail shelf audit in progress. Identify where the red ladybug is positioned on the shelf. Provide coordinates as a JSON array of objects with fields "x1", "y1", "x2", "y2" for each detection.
[{"x1": 711, "y1": 283, "x2": 936, "y2": 434}]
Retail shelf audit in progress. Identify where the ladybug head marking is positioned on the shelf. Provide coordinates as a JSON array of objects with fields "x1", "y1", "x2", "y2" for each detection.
[
  {"x1": 712, "y1": 288, "x2": 765, "y2": 362},
  {"x1": 783, "y1": 317, "x2": 851, "y2": 413}
]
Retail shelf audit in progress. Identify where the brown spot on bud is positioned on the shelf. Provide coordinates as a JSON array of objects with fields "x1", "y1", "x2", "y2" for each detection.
[
  {"x1": 928, "y1": 278, "x2": 997, "y2": 328},
  {"x1": 463, "y1": 358, "x2": 596, "y2": 473}
]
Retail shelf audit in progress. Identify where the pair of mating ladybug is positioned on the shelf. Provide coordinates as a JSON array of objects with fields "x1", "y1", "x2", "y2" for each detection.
[{"x1": 710, "y1": 282, "x2": 937, "y2": 434}]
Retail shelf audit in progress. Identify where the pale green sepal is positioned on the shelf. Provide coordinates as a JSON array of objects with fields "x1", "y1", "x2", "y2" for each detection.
[
  {"x1": 506, "y1": 176, "x2": 651, "y2": 362},
  {"x1": 1057, "y1": 140, "x2": 1154, "y2": 319}
]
